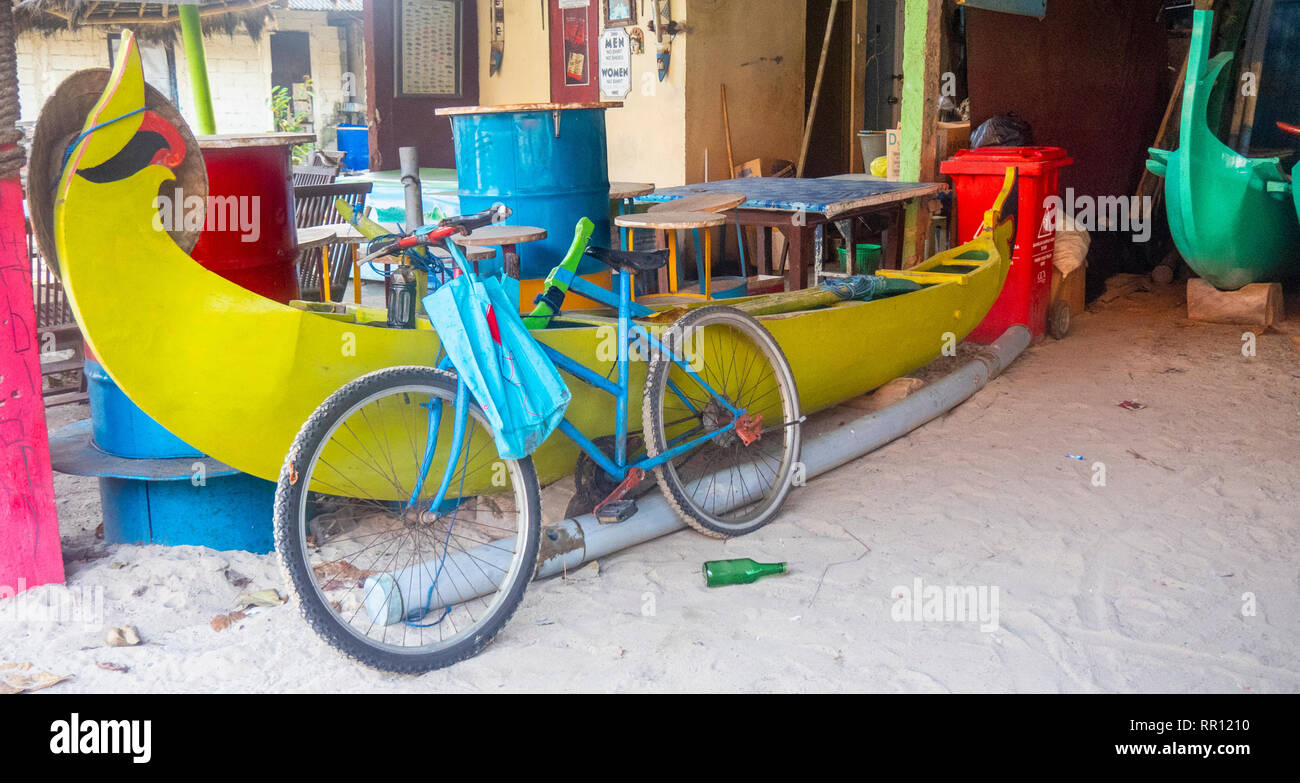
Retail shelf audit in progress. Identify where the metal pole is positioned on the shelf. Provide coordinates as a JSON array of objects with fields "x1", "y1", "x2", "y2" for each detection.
[
  {"x1": 399, "y1": 146, "x2": 424, "y2": 230},
  {"x1": 363, "y1": 326, "x2": 1033, "y2": 622},
  {"x1": 178, "y1": 4, "x2": 216, "y2": 135}
]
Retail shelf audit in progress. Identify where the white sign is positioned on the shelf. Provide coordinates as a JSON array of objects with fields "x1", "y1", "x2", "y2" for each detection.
[{"x1": 599, "y1": 28, "x2": 632, "y2": 99}]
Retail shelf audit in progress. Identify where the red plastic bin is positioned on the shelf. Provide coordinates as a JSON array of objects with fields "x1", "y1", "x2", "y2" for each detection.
[{"x1": 940, "y1": 146, "x2": 1072, "y2": 343}]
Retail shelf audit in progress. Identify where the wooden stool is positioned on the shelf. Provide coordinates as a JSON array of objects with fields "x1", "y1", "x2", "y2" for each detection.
[
  {"x1": 295, "y1": 225, "x2": 338, "y2": 303},
  {"x1": 647, "y1": 192, "x2": 748, "y2": 297},
  {"x1": 615, "y1": 212, "x2": 727, "y2": 299},
  {"x1": 609, "y1": 182, "x2": 655, "y2": 247},
  {"x1": 431, "y1": 244, "x2": 498, "y2": 284},
  {"x1": 317, "y1": 222, "x2": 369, "y2": 304},
  {"x1": 452, "y1": 224, "x2": 547, "y2": 279}
]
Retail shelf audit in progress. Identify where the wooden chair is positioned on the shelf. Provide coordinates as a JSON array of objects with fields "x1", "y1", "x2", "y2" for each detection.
[
  {"x1": 292, "y1": 164, "x2": 340, "y2": 187},
  {"x1": 28, "y1": 218, "x2": 87, "y2": 404},
  {"x1": 293, "y1": 182, "x2": 373, "y2": 301}
]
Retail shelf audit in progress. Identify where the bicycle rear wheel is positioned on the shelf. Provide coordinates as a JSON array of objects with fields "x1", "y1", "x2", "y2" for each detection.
[
  {"x1": 642, "y1": 306, "x2": 801, "y2": 538},
  {"x1": 274, "y1": 366, "x2": 540, "y2": 673}
]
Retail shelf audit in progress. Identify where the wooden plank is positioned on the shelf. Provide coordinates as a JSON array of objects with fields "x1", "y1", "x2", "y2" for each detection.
[{"x1": 0, "y1": 178, "x2": 65, "y2": 591}]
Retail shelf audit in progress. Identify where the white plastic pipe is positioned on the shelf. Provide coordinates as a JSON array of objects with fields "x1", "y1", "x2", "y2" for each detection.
[{"x1": 364, "y1": 325, "x2": 1032, "y2": 624}]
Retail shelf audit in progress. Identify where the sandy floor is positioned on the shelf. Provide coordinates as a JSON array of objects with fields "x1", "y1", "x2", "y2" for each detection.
[{"x1": 5, "y1": 280, "x2": 1299, "y2": 693}]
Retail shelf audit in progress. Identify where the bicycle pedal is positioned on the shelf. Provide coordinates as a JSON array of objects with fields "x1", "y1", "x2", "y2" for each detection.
[{"x1": 596, "y1": 499, "x2": 637, "y2": 524}]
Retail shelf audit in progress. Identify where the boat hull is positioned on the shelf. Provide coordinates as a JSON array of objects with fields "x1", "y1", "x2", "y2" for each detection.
[
  {"x1": 53, "y1": 39, "x2": 1012, "y2": 498},
  {"x1": 1148, "y1": 10, "x2": 1300, "y2": 290}
]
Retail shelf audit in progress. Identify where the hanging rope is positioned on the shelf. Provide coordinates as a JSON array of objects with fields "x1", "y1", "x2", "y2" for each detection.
[{"x1": 0, "y1": 0, "x2": 26, "y2": 180}]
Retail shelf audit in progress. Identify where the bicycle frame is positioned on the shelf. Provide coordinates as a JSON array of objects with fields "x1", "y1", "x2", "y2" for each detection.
[
  {"x1": 408, "y1": 239, "x2": 745, "y2": 511},
  {"x1": 541, "y1": 266, "x2": 742, "y2": 483}
]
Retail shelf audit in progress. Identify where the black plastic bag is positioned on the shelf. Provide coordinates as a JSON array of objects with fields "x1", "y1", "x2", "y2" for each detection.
[{"x1": 971, "y1": 113, "x2": 1034, "y2": 148}]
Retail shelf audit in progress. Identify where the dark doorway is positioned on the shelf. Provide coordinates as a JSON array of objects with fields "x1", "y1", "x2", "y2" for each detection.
[
  {"x1": 803, "y1": 0, "x2": 853, "y2": 177},
  {"x1": 863, "y1": 0, "x2": 902, "y2": 134},
  {"x1": 271, "y1": 31, "x2": 313, "y2": 133}
]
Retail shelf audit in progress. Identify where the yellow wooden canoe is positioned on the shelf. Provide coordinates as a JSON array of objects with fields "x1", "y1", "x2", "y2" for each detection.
[{"x1": 54, "y1": 34, "x2": 1014, "y2": 496}]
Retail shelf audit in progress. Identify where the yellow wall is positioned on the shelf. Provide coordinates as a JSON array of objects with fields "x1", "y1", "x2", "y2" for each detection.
[
  {"x1": 684, "y1": 0, "x2": 805, "y2": 183},
  {"x1": 475, "y1": 0, "x2": 550, "y2": 105},
  {"x1": 472, "y1": 1, "x2": 803, "y2": 188},
  {"x1": 472, "y1": 0, "x2": 684, "y2": 187}
]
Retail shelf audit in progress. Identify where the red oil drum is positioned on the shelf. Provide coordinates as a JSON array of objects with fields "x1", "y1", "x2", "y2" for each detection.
[{"x1": 190, "y1": 134, "x2": 314, "y2": 303}]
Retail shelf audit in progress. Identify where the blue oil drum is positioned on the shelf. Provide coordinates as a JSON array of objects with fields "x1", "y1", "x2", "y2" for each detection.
[
  {"x1": 86, "y1": 359, "x2": 202, "y2": 459},
  {"x1": 447, "y1": 104, "x2": 613, "y2": 280}
]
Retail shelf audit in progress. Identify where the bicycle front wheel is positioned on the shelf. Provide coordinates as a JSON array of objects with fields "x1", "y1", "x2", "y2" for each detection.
[
  {"x1": 274, "y1": 366, "x2": 541, "y2": 673},
  {"x1": 643, "y1": 306, "x2": 802, "y2": 538}
]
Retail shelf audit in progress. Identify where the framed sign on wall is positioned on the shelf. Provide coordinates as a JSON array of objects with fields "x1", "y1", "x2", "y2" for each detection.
[
  {"x1": 550, "y1": 0, "x2": 600, "y2": 102},
  {"x1": 394, "y1": 0, "x2": 464, "y2": 97},
  {"x1": 604, "y1": 0, "x2": 635, "y2": 27}
]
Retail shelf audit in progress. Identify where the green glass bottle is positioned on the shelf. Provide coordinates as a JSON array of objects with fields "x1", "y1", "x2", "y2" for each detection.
[{"x1": 703, "y1": 558, "x2": 787, "y2": 587}]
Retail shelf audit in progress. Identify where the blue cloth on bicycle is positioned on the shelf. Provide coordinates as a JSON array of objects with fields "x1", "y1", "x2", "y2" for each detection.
[{"x1": 423, "y1": 271, "x2": 569, "y2": 460}]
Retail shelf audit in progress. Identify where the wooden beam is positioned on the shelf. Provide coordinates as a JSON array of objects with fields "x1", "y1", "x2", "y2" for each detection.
[
  {"x1": 848, "y1": 0, "x2": 868, "y2": 173},
  {"x1": 899, "y1": 0, "x2": 943, "y2": 266}
]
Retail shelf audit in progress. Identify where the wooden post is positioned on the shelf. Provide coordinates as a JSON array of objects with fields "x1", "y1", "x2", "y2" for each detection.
[
  {"x1": 1, "y1": 0, "x2": 64, "y2": 591},
  {"x1": 848, "y1": 0, "x2": 869, "y2": 173},
  {"x1": 1186, "y1": 279, "x2": 1284, "y2": 327},
  {"x1": 898, "y1": 0, "x2": 943, "y2": 267}
]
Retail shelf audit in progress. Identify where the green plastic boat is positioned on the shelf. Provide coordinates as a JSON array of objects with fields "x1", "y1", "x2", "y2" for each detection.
[
  {"x1": 1278, "y1": 122, "x2": 1300, "y2": 226},
  {"x1": 1147, "y1": 10, "x2": 1299, "y2": 291}
]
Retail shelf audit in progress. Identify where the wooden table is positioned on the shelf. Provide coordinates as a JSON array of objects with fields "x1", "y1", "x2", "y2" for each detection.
[
  {"x1": 638, "y1": 177, "x2": 948, "y2": 289},
  {"x1": 452, "y1": 225, "x2": 547, "y2": 278}
]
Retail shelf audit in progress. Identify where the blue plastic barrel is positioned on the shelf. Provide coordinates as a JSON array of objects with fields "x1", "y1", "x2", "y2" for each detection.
[
  {"x1": 86, "y1": 360, "x2": 202, "y2": 459},
  {"x1": 446, "y1": 104, "x2": 612, "y2": 279},
  {"x1": 336, "y1": 124, "x2": 369, "y2": 172}
]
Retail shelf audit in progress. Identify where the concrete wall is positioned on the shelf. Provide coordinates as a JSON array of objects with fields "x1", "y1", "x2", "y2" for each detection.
[
  {"x1": 472, "y1": 0, "x2": 802, "y2": 188},
  {"x1": 16, "y1": 13, "x2": 354, "y2": 141}
]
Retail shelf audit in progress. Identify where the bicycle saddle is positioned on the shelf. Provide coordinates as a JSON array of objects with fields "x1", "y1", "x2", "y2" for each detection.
[{"x1": 584, "y1": 245, "x2": 670, "y2": 272}]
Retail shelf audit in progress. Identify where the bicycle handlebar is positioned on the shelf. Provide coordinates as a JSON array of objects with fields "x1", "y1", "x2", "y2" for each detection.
[{"x1": 438, "y1": 203, "x2": 512, "y2": 233}]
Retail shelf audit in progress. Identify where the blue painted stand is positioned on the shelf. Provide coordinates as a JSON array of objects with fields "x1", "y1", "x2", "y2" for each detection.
[{"x1": 49, "y1": 361, "x2": 275, "y2": 553}]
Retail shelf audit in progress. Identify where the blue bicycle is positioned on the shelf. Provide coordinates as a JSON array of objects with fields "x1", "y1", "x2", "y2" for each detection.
[{"x1": 275, "y1": 209, "x2": 802, "y2": 672}]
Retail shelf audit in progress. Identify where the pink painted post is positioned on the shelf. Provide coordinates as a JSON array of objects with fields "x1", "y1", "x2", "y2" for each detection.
[
  {"x1": 0, "y1": 177, "x2": 64, "y2": 591},
  {"x1": 0, "y1": 0, "x2": 63, "y2": 591}
]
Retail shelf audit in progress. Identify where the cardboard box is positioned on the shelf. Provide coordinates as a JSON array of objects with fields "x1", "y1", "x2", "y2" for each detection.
[
  {"x1": 937, "y1": 121, "x2": 971, "y2": 169},
  {"x1": 885, "y1": 128, "x2": 902, "y2": 181},
  {"x1": 734, "y1": 158, "x2": 795, "y2": 178},
  {"x1": 1050, "y1": 264, "x2": 1086, "y2": 319}
]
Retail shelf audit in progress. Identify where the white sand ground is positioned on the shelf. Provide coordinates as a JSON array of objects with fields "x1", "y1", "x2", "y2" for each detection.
[{"x1": 4, "y1": 281, "x2": 1299, "y2": 693}]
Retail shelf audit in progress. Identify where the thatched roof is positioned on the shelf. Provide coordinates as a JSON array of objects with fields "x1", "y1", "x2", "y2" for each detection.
[{"x1": 13, "y1": 0, "x2": 279, "y2": 42}]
